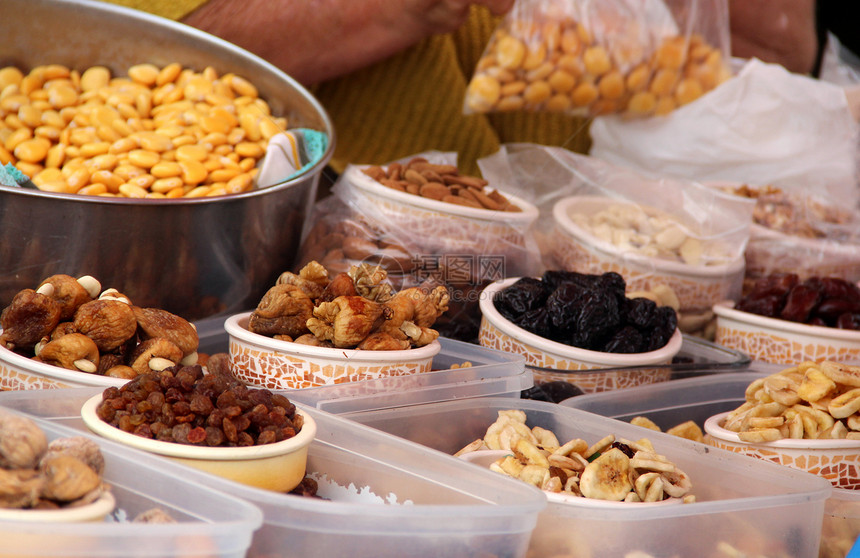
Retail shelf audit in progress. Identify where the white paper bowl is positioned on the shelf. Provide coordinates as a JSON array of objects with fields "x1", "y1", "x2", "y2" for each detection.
[
  {"x1": 225, "y1": 312, "x2": 441, "y2": 390},
  {"x1": 0, "y1": 339, "x2": 128, "y2": 390},
  {"x1": 459, "y1": 450, "x2": 682, "y2": 508},
  {"x1": 551, "y1": 196, "x2": 745, "y2": 312},
  {"x1": 0, "y1": 490, "x2": 116, "y2": 523},
  {"x1": 713, "y1": 301, "x2": 860, "y2": 364},
  {"x1": 704, "y1": 411, "x2": 860, "y2": 489},
  {"x1": 81, "y1": 393, "x2": 316, "y2": 492},
  {"x1": 478, "y1": 278, "x2": 682, "y2": 393}
]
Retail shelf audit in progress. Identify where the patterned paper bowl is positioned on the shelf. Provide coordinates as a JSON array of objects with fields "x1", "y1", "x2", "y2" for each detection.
[
  {"x1": 478, "y1": 278, "x2": 682, "y2": 394},
  {"x1": 704, "y1": 411, "x2": 860, "y2": 489},
  {"x1": 551, "y1": 196, "x2": 745, "y2": 313},
  {"x1": 0, "y1": 491, "x2": 116, "y2": 523},
  {"x1": 712, "y1": 301, "x2": 860, "y2": 365},
  {"x1": 81, "y1": 393, "x2": 316, "y2": 492},
  {"x1": 0, "y1": 339, "x2": 128, "y2": 391},
  {"x1": 459, "y1": 450, "x2": 682, "y2": 508},
  {"x1": 224, "y1": 312, "x2": 441, "y2": 390}
]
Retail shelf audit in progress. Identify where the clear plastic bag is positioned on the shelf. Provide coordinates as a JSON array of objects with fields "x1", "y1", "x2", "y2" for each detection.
[
  {"x1": 295, "y1": 152, "x2": 543, "y2": 341},
  {"x1": 463, "y1": 0, "x2": 731, "y2": 118}
]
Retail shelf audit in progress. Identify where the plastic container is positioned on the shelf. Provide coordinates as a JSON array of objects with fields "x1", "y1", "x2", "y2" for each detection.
[
  {"x1": 194, "y1": 316, "x2": 532, "y2": 414},
  {"x1": 560, "y1": 370, "x2": 766, "y2": 428},
  {"x1": 0, "y1": 406, "x2": 263, "y2": 558},
  {"x1": 0, "y1": 388, "x2": 547, "y2": 558},
  {"x1": 346, "y1": 397, "x2": 832, "y2": 558}
]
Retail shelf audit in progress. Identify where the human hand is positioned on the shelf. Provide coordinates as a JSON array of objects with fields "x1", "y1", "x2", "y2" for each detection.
[{"x1": 398, "y1": 0, "x2": 516, "y2": 37}]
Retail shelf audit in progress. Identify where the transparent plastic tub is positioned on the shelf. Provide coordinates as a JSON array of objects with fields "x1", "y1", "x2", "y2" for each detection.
[
  {"x1": 346, "y1": 397, "x2": 833, "y2": 558},
  {"x1": 0, "y1": 407, "x2": 263, "y2": 558},
  {"x1": 0, "y1": 388, "x2": 547, "y2": 558},
  {"x1": 195, "y1": 315, "x2": 532, "y2": 413}
]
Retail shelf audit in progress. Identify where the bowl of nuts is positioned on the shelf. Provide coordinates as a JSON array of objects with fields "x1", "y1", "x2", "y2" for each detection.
[
  {"x1": 0, "y1": 0, "x2": 334, "y2": 323},
  {"x1": 703, "y1": 361, "x2": 860, "y2": 488},
  {"x1": 478, "y1": 273, "x2": 682, "y2": 393},
  {"x1": 0, "y1": 274, "x2": 200, "y2": 390},
  {"x1": 80, "y1": 363, "x2": 316, "y2": 492},
  {"x1": 224, "y1": 260, "x2": 446, "y2": 389},
  {"x1": 713, "y1": 274, "x2": 860, "y2": 364},
  {"x1": 0, "y1": 410, "x2": 116, "y2": 522},
  {"x1": 551, "y1": 196, "x2": 745, "y2": 314}
]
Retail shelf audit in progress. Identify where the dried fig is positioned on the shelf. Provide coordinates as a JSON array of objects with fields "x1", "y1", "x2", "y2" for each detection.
[
  {"x1": 128, "y1": 337, "x2": 183, "y2": 376},
  {"x1": 248, "y1": 283, "x2": 314, "y2": 338},
  {"x1": 74, "y1": 299, "x2": 138, "y2": 352},
  {"x1": 0, "y1": 410, "x2": 48, "y2": 469},
  {"x1": 37, "y1": 274, "x2": 94, "y2": 321},
  {"x1": 42, "y1": 436, "x2": 105, "y2": 477},
  {"x1": 35, "y1": 332, "x2": 100, "y2": 374},
  {"x1": 39, "y1": 454, "x2": 101, "y2": 502},
  {"x1": 0, "y1": 468, "x2": 44, "y2": 509},
  {"x1": 0, "y1": 289, "x2": 62, "y2": 351},
  {"x1": 132, "y1": 307, "x2": 199, "y2": 357}
]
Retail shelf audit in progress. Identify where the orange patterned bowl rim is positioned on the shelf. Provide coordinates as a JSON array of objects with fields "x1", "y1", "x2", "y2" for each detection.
[
  {"x1": 224, "y1": 312, "x2": 442, "y2": 364},
  {"x1": 479, "y1": 277, "x2": 683, "y2": 367},
  {"x1": 713, "y1": 301, "x2": 860, "y2": 343},
  {"x1": 553, "y1": 195, "x2": 745, "y2": 280},
  {"x1": 704, "y1": 411, "x2": 860, "y2": 450},
  {"x1": 345, "y1": 164, "x2": 540, "y2": 225}
]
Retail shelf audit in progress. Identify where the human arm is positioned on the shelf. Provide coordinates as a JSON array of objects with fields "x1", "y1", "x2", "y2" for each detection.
[
  {"x1": 728, "y1": 0, "x2": 819, "y2": 75},
  {"x1": 181, "y1": 0, "x2": 514, "y2": 85}
]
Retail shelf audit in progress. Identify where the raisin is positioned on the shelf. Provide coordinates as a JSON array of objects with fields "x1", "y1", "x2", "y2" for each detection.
[
  {"x1": 187, "y1": 426, "x2": 207, "y2": 445},
  {"x1": 610, "y1": 441, "x2": 635, "y2": 458}
]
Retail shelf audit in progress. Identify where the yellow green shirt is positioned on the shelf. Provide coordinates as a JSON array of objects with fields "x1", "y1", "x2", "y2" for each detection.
[{"x1": 101, "y1": 1, "x2": 591, "y2": 176}]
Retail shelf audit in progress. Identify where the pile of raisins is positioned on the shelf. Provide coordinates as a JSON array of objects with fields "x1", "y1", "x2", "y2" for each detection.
[
  {"x1": 96, "y1": 364, "x2": 302, "y2": 447},
  {"x1": 736, "y1": 273, "x2": 860, "y2": 329},
  {"x1": 494, "y1": 271, "x2": 677, "y2": 353}
]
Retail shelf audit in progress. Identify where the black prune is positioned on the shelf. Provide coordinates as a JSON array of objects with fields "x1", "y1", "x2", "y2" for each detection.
[
  {"x1": 837, "y1": 313, "x2": 860, "y2": 330},
  {"x1": 493, "y1": 277, "x2": 551, "y2": 320},
  {"x1": 514, "y1": 307, "x2": 553, "y2": 339},
  {"x1": 624, "y1": 297, "x2": 660, "y2": 330},
  {"x1": 603, "y1": 326, "x2": 645, "y2": 353}
]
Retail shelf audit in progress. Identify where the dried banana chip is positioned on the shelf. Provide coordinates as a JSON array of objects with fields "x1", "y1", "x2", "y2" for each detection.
[
  {"x1": 579, "y1": 447, "x2": 633, "y2": 501},
  {"x1": 665, "y1": 420, "x2": 704, "y2": 442},
  {"x1": 630, "y1": 416, "x2": 661, "y2": 432}
]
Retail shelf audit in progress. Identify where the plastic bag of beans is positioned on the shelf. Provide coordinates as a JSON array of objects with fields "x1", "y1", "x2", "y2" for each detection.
[
  {"x1": 463, "y1": 0, "x2": 732, "y2": 118},
  {"x1": 294, "y1": 151, "x2": 543, "y2": 342}
]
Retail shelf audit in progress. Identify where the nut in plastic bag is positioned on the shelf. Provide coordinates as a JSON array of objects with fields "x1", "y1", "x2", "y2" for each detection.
[{"x1": 464, "y1": 0, "x2": 732, "y2": 118}]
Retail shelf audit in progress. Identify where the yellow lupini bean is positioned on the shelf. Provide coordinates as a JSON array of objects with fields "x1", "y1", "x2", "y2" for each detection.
[{"x1": 0, "y1": 62, "x2": 284, "y2": 197}]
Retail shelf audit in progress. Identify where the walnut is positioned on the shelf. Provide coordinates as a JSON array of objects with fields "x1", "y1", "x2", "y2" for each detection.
[
  {"x1": 128, "y1": 337, "x2": 183, "y2": 376},
  {"x1": 35, "y1": 332, "x2": 100, "y2": 373},
  {"x1": 42, "y1": 436, "x2": 105, "y2": 477},
  {"x1": 348, "y1": 263, "x2": 394, "y2": 302},
  {"x1": 37, "y1": 274, "x2": 93, "y2": 321},
  {"x1": 39, "y1": 454, "x2": 101, "y2": 502},
  {"x1": 0, "y1": 410, "x2": 48, "y2": 469},
  {"x1": 248, "y1": 283, "x2": 314, "y2": 338},
  {"x1": 132, "y1": 307, "x2": 199, "y2": 358},
  {"x1": 0, "y1": 289, "x2": 62, "y2": 351},
  {"x1": 0, "y1": 468, "x2": 44, "y2": 509},
  {"x1": 74, "y1": 299, "x2": 138, "y2": 352}
]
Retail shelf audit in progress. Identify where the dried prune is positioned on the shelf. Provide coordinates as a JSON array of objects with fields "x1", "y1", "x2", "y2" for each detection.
[
  {"x1": 603, "y1": 326, "x2": 645, "y2": 353},
  {"x1": 493, "y1": 277, "x2": 551, "y2": 320}
]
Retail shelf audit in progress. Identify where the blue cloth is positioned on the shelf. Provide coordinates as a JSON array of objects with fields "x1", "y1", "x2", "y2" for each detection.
[
  {"x1": 0, "y1": 163, "x2": 30, "y2": 187},
  {"x1": 848, "y1": 536, "x2": 860, "y2": 558},
  {"x1": 286, "y1": 129, "x2": 328, "y2": 181}
]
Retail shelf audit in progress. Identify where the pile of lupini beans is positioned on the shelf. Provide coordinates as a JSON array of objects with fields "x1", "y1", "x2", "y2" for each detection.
[{"x1": 0, "y1": 63, "x2": 286, "y2": 198}]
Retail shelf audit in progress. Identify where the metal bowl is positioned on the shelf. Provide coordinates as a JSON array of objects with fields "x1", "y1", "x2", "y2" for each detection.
[{"x1": 0, "y1": 0, "x2": 335, "y2": 321}]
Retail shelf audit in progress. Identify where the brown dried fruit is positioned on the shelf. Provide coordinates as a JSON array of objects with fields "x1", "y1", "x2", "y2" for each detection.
[
  {"x1": 104, "y1": 364, "x2": 138, "y2": 379},
  {"x1": 38, "y1": 274, "x2": 93, "y2": 320},
  {"x1": 128, "y1": 337, "x2": 184, "y2": 376},
  {"x1": 248, "y1": 283, "x2": 314, "y2": 338},
  {"x1": 133, "y1": 507, "x2": 177, "y2": 523},
  {"x1": 132, "y1": 307, "x2": 199, "y2": 357},
  {"x1": 74, "y1": 299, "x2": 138, "y2": 352},
  {"x1": 39, "y1": 454, "x2": 101, "y2": 502},
  {"x1": 42, "y1": 436, "x2": 105, "y2": 477},
  {"x1": 0, "y1": 289, "x2": 62, "y2": 351},
  {"x1": 0, "y1": 468, "x2": 45, "y2": 509},
  {"x1": 35, "y1": 332, "x2": 100, "y2": 373},
  {"x1": 306, "y1": 295, "x2": 387, "y2": 348},
  {"x1": 0, "y1": 410, "x2": 48, "y2": 469}
]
